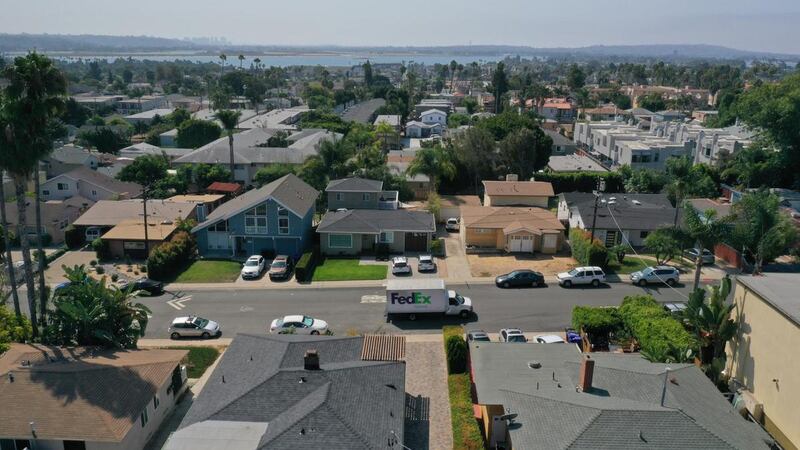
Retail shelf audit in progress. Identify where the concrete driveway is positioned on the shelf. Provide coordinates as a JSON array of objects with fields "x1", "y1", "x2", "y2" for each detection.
[{"x1": 44, "y1": 250, "x2": 96, "y2": 284}]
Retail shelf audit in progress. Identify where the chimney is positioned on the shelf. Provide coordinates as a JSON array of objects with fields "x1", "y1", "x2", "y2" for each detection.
[
  {"x1": 304, "y1": 349, "x2": 320, "y2": 371},
  {"x1": 505, "y1": 174, "x2": 519, "y2": 182},
  {"x1": 578, "y1": 356, "x2": 594, "y2": 392}
]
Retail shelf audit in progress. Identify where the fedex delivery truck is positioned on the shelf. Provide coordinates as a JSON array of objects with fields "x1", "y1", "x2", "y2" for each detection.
[{"x1": 385, "y1": 278, "x2": 473, "y2": 321}]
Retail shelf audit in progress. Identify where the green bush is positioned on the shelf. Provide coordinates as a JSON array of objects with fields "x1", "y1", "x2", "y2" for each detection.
[
  {"x1": 91, "y1": 238, "x2": 109, "y2": 260},
  {"x1": 40, "y1": 233, "x2": 53, "y2": 247},
  {"x1": 430, "y1": 238, "x2": 444, "y2": 256},
  {"x1": 146, "y1": 231, "x2": 197, "y2": 281},
  {"x1": 572, "y1": 306, "x2": 622, "y2": 334},
  {"x1": 95, "y1": 266, "x2": 105, "y2": 275},
  {"x1": 569, "y1": 228, "x2": 609, "y2": 267},
  {"x1": 64, "y1": 226, "x2": 84, "y2": 249},
  {"x1": 445, "y1": 334, "x2": 468, "y2": 374},
  {"x1": 619, "y1": 295, "x2": 697, "y2": 361},
  {"x1": 111, "y1": 273, "x2": 119, "y2": 282},
  {"x1": 295, "y1": 249, "x2": 318, "y2": 281},
  {"x1": 449, "y1": 373, "x2": 485, "y2": 450}
]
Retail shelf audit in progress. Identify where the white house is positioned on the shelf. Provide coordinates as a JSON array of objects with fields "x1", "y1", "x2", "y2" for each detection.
[
  {"x1": 420, "y1": 109, "x2": 447, "y2": 126},
  {"x1": 40, "y1": 166, "x2": 142, "y2": 202},
  {"x1": 405, "y1": 121, "x2": 443, "y2": 138}
]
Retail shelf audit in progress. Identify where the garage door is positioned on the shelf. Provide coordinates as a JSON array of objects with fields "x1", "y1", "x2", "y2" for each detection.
[
  {"x1": 508, "y1": 235, "x2": 533, "y2": 253},
  {"x1": 543, "y1": 234, "x2": 558, "y2": 251},
  {"x1": 405, "y1": 232, "x2": 428, "y2": 251}
]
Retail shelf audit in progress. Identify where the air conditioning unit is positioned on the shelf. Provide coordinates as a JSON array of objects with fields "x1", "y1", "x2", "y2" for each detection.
[{"x1": 734, "y1": 389, "x2": 763, "y2": 422}]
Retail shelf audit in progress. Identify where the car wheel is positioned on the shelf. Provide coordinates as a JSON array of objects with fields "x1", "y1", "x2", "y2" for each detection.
[
  {"x1": 459, "y1": 310, "x2": 470, "y2": 319},
  {"x1": 170, "y1": 332, "x2": 180, "y2": 340},
  {"x1": 503, "y1": 282, "x2": 510, "y2": 288},
  {"x1": 563, "y1": 280, "x2": 572, "y2": 288},
  {"x1": 538, "y1": 281, "x2": 546, "y2": 287},
  {"x1": 667, "y1": 278, "x2": 676, "y2": 286},
  {"x1": 201, "y1": 332, "x2": 210, "y2": 339},
  {"x1": 408, "y1": 313, "x2": 417, "y2": 321},
  {"x1": 639, "y1": 279, "x2": 648, "y2": 287},
  {"x1": 310, "y1": 330, "x2": 320, "y2": 335},
  {"x1": 591, "y1": 279, "x2": 600, "y2": 287}
]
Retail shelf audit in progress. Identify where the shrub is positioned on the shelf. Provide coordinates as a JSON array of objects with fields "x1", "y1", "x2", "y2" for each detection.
[
  {"x1": 64, "y1": 226, "x2": 84, "y2": 249},
  {"x1": 111, "y1": 273, "x2": 119, "y2": 282},
  {"x1": 445, "y1": 334, "x2": 468, "y2": 374},
  {"x1": 430, "y1": 238, "x2": 444, "y2": 256},
  {"x1": 449, "y1": 374, "x2": 484, "y2": 449},
  {"x1": 40, "y1": 233, "x2": 53, "y2": 247},
  {"x1": 572, "y1": 306, "x2": 622, "y2": 335},
  {"x1": 295, "y1": 249, "x2": 318, "y2": 281},
  {"x1": 95, "y1": 266, "x2": 105, "y2": 275},
  {"x1": 569, "y1": 228, "x2": 609, "y2": 267},
  {"x1": 146, "y1": 231, "x2": 197, "y2": 281},
  {"x1": 91, "y1": 238, "x2": 109, "y2": 260},
  {"x1": 89, "y1": 260, "x2": 98, "y2": 267},
  {"x1": 619, "y1": 295, "x2": 697, "y2": 362}
]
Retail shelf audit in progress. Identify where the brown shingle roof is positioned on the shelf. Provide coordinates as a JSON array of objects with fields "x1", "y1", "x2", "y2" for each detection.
[
  {"x1": 73, "y1": 200, "x2": 196, "y2": 227},
  {"x1": 461, "y1": 206, "x2": 564, "y2": 233},
  {"x1": 483, "y1": 180, "x2": 555, "y2": 197},
  {"x1": 0, "y1": 344, "x2": 186, "y2": 442},
  {"x1": 101, "y1": 219, "x2": 178, "y2": 241}
]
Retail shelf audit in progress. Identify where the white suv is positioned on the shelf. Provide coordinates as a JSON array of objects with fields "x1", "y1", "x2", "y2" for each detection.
[{"x1": 557, "y1": 266, "x2": 605, "y2": 287}]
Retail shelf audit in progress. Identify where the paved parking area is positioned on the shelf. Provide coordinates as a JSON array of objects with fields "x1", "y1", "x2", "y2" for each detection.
[{"x1": 404, "y1": 338, "x2": 453, "y2": 450}]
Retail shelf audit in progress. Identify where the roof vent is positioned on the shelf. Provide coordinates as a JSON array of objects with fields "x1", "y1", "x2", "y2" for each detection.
[
  {"x1": 528, "y1": 361, "x2": 541, "y2": 369},
  {"x1": 304, "y1": 349, "x2": 320, "y2": 371}
]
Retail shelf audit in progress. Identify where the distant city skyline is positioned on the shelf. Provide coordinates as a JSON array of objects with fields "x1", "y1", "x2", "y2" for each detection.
[{"x1": 3, "y1": 0, "x2": 800, "y2": 54}]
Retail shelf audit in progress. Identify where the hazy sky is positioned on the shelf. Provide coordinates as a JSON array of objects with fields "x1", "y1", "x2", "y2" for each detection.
[{"x1": 3, "y1": 0, "x2": 800, "y2": 53}]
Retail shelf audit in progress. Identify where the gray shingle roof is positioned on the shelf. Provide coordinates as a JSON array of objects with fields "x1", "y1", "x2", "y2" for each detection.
[
  {"x1": 54, "y1": 166, "x2": 143, "y2": 197},
  {"x1": 735, "y1": 274, "x2": 800, "y2": 326},
  {"x1": 47, "y1": 145, "x2": 97, "y2": 165},
  {"x1": 175, "y1": 334, "x2": 405, "y2": 450},
  {"x1": 193, "y1": 174, "x2": 318, "y2": 232},
  {"x1": 325, "y1": 178, "x2": 384, "y2": 193},
  {"x1": 317, "y1": 209, "x2": 435, "y2": 234},
  {"x1": 470, "y1": 342, "x2": 773, "y2": 450},
  {"x1": 559, "y1": 192, "x2": 679, "y2": 230}
]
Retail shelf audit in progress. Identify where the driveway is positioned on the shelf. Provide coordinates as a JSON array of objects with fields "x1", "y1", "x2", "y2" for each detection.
[
  {"x1": 44, "y1": 250, "x2": 96, "y2": 284},
  {"x1": 468, "y1": 252, "x2": 577, "y2": 278},
  {"x1": 404, "y1": 336, "x2": 453, "y2": 450},
  {"x1": 441, "y1": 231, "x2": 471, "y2": 281}
]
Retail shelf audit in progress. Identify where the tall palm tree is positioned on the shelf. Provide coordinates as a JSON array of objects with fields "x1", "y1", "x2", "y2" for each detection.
[
  {"x1": 0, "y1": 176, "x2": 21, "y2": 318},
  {"x1": 683, "y1": 202, "x2": 729, "y2": 291},
  {"x1": 219, "y1": 53, "x2": 227, "y2": 76},
  {"x1": 214, "y1": 110, "x2": 242, "y2": 182},
  {"x1": 238, "y1": 54, "x2": 245, "y2": 69},
  {"x1": 253, "y1": 57, "x2": 262, "y2": 73},
  {"x1": 1, "y1": 52, "x2": 67, "y2": 335},
  {"x1": 406, "y1": 146, "x2": 456, "y2": 192}
]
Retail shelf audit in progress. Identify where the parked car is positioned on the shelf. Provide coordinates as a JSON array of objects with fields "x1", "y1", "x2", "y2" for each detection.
[
  {"x1": 241, "y1": 255, "x2": 266, "y2": 279},
  {"x1": 269, "y1": 315, "x2": 329, "y2": 335},
  {"x1": 630, "y1": 265, "x2": 679, "y2": 286},
  {"x1": 445, "y1": 218, "x2": 460, "y2": 232},
  {"x1": 557, "y1": 266, "x2": 605, "y2": 287},
  {"x1": 417, "y1": 255, "x2": 437, "y2": 272},
  {"x1": 664, "y1": 302, "x2": 688, "y2": 316},
  {"x1": 268, "y1": 255, "x2": 294, "y2": 280},
  {"x1": 391, "y1": 256, "x2": 412, "y2": 275},
  {"x1": 534, "y1": 334, "x2": 565, "y2": 344},
  {"x1": 499, "y1": 328, "x2": 527, "y2": 343},
  {"x1": 169, "y1": 316, "x2": 221, "y2": 339},
  {"x1": 495, "y1": 270, "x2": 545, "y2": 288},
  {"x1": 119, "y1": 278, "x2": 164, "y2": 295},
  {"x1": 684, "y1": 248, "x2": 715, "y2": 265},
  {"x1": 467, "y1": 330, "x2": 491, "y2": 342}
]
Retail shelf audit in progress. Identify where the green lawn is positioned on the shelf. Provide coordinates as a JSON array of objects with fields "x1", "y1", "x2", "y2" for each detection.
[
  {"x1": 605, "y1": 256, "x2": 654, "y2": 274},
  {"x1": 172, "y1": 260, "x2": 242, "y2": 283},
  {"x1": 311, "y1": 258, "x2": 387, "y2": 281},
  {"x1": 168, "y1": 346, "x2": 220, "y2": 378}
]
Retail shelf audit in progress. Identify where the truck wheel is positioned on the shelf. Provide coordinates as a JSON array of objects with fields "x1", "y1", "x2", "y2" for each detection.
[
  {"x1": 639, "y1": 279, "x2": 648, "y2": 287},
  {"x1": 201, "y1": 332, "x2": 210, "y2": 339},
  {"x1": 170, "y1": 332, "x2": 180, "y2": 340},
  {"x1": 592, "y1": 279, "x2": 600, "y2": 287},
  {"x1": 408, "y1": 314, "x2": 417, "y2": 321},
  {"x1": 459, "y1": 310, "x2": 470, "y2": 319},
  {"x1": 562, "y1": 280, "x2": 572, "y2": 288},
  {"x1": 667, "y1": 278, "x2": 676, "y2": 286}
]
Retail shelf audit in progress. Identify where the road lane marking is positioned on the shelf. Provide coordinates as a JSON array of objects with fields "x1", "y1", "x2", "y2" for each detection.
[
  {"x1": 361, "y1": 295, "x2": 386, "y2": 304},
  {"x1": 240, "y1": 306, "x2": 254, "y2": 312},
  {"x1": 167, "y1": 295, "x2": 192, "y2": 310}
]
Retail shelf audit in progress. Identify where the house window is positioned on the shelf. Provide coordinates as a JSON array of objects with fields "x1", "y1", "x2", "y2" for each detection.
[
  {"x1": 278, "y1": 207, "x2": 289, "y2": 235},
  {"x1": 328, "y1": 234, "x2": 352, "y2": 248},
  {"x1": 91, "y1": 190, "x2": 98, "y2": 196},
  {"x1": 209, "y1": 220, "x2": 228, "y2": 232},
  {"x1": 42, "y1": 190, "x2": 50, "y2": 196},
  {"x1": 245, "y1": 204, "x2": 268, "y2": 234},
  {"x1": 640, "y1": 231, "x2": 649, "y2": 239},
  {"x1": 335, "y1": 192, "x2": 343, "y2": 201},
  {"x1": 63, "y1": 441, "x2": 86, "y2": 450},
  {"x1": 140, "y1": 409, "x2": 149, "y2": 427},
  {"x1": 57, "y1": 183, "x2": 69, "y2": 190},
  {"x1": 378, "y1": 231, "x2": 394, "y2": 243},
  {"x1": 362, "y1": 193, "x2": 371, "y2": 202},
  {"x1": 153, "y1": 395, "x2": 160, "y2": 409}
]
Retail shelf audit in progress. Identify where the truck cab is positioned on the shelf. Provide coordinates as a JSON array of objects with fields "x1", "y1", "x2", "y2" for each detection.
[{"x1": 447, "y1": 290, "x2": 473, "y2": 318}]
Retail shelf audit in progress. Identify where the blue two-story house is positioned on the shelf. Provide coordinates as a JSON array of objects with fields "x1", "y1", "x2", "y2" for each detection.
[{"x1": 192, "y1": 174, "x2": 319, "y2": 259}]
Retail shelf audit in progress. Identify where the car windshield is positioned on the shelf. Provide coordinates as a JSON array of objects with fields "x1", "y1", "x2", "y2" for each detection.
[
  {"x1": 474, "y1": 335, "x2": 490, "y2": 341},
  {"x1": 394, "y1": 262, "x2": 407, "y2": 267},
  {"x1": 192, "y1": 318, "x2": 209, "y2": 328},
  {"x1": 271, "y1": 261, "x2": 286, "y2": 268},
  {"x1": 245, "y1": 260, "x2": 259, "y2": 267},
  {"x1": 302, "y1": 316, "x2": 314, "y2": 327},
  {"x1": 642, "y1": 267, "x2": 654, "y2": 275},
  {"x1": 508, "y1": 335, "x2": 526, "y2": 342},
  {"x1": 453, "y1": 293, "x2": 465, "y2": 304},
  {"x1": 567, "y1": 269, "x2": 580, "y2": 276}
]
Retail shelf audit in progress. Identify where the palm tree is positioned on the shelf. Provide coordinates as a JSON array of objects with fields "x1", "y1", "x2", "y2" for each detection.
[
  {"x1": 317, "y1": 136, "x2": 355, "y2": 180},
  {"x1": 0, "y1": 177, "x2": 21, "y2": 318},
  {"x1": 406, "y1": 146, "x2": 456, "y2": 192},
  {"x1": 49, "y1": 265, "x2": 151, "y2": 349},
  {"x1": 238, "y1": 54, "x2": 245, "y2": 69},
  {"x1": 1, "y1": 52, "x2": 67, "y2": 335},
  {"x1": 685, "y1": 277, "x2": 737, "y2": 366},
  {"x1": 683, "y1": 202, "x2": 729, "y2": 291},
  {"x1": 253, "y1": 57, "x2": 262, "y2": 73},
  {"x1": 219, "y1": 53, "x2": 227, "y2": 75},
  {"x1": 214, "y1": 110, "x2": 242, "y2": 182}
]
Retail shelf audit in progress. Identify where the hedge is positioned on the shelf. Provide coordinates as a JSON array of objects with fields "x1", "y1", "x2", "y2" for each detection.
[
  {"x1": 445, "y1": 334, "x2": 468, "y2": 374},
  {"x1": 619, "y1": 295, "x2": 697, "y2": 360},
  {"x1": 569, "y1": 228, "x2": 609, "y2": 267},
  {"x1": 535, "y1": 171, "x2": 625, "y2": 193},
  {"x1": 443, "y1": 325, "x2": 484, "y2": 450},
  {"x1": 294, "y1": 249, "x2": 318, "y2": 282},
  {"x1": 64, "y1": 226, "x2": 84, "y2": 249},
  {"x1": 572, "y1": 306, "x2": 622, "y2": 334},
  {"x1": 146, "y1": 231, "x2": 197, "y2": 281}
]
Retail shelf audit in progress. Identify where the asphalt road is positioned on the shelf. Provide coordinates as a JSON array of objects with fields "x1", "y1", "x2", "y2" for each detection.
[{"x1": 139, "y1": 281, "x2": 701, "y2": 339}]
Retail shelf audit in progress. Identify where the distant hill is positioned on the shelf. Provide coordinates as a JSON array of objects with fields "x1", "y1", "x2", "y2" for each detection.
[{"x1": 0, "y1": 33, "x2": 796, "y2": 60}]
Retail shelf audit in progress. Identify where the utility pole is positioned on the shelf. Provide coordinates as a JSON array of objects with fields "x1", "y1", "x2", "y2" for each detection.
[{"x1": 589, "y1": 178, "x2": 605, "y2": 242}]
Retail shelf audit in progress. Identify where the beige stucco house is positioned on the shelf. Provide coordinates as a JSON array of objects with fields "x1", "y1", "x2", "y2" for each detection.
[
  {"x1": 460, "y1": 206, "x2": 564, "y2": 254},
  {"x1": 482, "y1": 180, "x2": 555, "y2": 207},
  {"x1": 726, "y1": 274, "x2": 800, "y2": 450}
]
